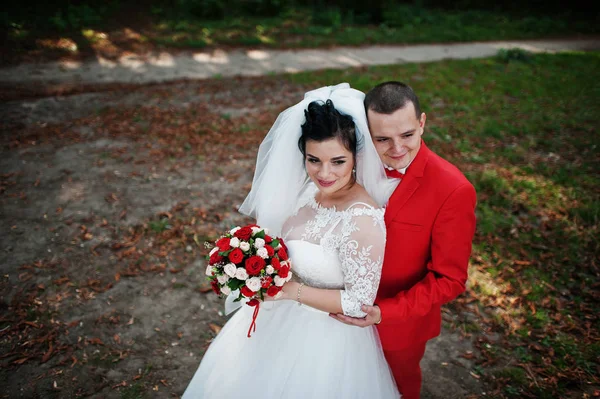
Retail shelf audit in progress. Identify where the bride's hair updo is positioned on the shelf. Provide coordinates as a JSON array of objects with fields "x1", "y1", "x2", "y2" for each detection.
[{"x1": 298, "y1": 99, "x2": 359, "y2": 159}]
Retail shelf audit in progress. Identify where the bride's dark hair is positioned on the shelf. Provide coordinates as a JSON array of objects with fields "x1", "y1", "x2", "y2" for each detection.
[{"x1": 298, "y1": 99, "x2": 358, "y2": 159}]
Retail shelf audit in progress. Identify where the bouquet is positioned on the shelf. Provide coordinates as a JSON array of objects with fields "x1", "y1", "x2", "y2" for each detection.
[{"x1": 205, "y1": 224, "x2": 293, "y2": 337}]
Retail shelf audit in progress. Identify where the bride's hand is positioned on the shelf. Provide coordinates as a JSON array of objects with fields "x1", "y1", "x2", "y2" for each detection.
[
  {"x1": 264, "y1": 281, "x2": 300, "y2": 302},
  {"x1": 280, "y1": 281, "x2": 300, "y2": 301}
]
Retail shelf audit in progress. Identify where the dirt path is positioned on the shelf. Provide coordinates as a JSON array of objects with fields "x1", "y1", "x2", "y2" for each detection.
[
  {"x1": 0, "y1": 59, "x2": 499, "y2": 397},
  {"x1": 1, "y1": 39, "x2": 598, "y2": 90}
]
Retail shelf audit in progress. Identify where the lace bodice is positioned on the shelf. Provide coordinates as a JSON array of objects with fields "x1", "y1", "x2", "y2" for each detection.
[{"x1": 281, "y1": 187, "x2": 386, "y2": 317}]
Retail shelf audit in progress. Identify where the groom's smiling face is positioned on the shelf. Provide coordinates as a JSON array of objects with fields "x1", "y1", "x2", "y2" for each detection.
[{"x1": 368, "y1": 102, "x2": 426, "y2": 170}]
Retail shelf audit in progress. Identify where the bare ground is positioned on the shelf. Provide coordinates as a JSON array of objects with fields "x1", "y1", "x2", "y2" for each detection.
[{"x1": 1, "y1": 78, "x2": 489, "y2": 398}]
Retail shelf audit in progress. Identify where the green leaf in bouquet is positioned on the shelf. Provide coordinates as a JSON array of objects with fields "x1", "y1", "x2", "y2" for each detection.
[
  {"x1": 229, "y1": 279, "x2": 246, "y2": 290},
  {"x1": 253, "y1": 230, "x2": 266, "y2": 239},
  {"x1": 218, "y1": 249, "x2": 233, "y2": 256},
  {"x1": 271, "y1": 239, "x2": 280, "y2": 248}
]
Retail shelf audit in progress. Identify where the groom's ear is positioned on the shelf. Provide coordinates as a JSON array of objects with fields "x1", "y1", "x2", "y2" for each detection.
[{"x1": 419, "y1": 112, "x2": 427, "y2": 129}]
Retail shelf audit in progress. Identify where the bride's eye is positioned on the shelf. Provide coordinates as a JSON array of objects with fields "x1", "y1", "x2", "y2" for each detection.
[
  {"x1": 333, "y1": 160, "x2": 346, "y2": 165},
  {"x1": 307, "y1": 157, "x2": 320, "y2": 163}
]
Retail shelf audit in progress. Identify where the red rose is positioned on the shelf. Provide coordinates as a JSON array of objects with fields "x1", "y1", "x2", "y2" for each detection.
[
  {"x1": 247, "y1": 298, "x2": 260, "y2": 307},
  {"x1": 228, "y1": 248, "x2": 244, "y2": 264},
  {"x1": 234, "y1": 226, "x2": 252, "y2": 240},
  {"x1": 260, "y1": 276, "x2": 273, "y2": 289},
  {"x1": 267, "y1": 285, "x2": 281, "y2": 297},
  {"x1": 278, "y1": 265, "x2": 290, "y2": 279},
  {"x1": 265, "y1": 245, "x2": 275, "y2": 257},
  {"x1": 209, "y1": 252, "x2": 223, "y2": 265},
  {"x1": 271, "y1": 258, "x2": 281, "y2": 271},
  {"x1": 264, "y1": 235, "x2": 273, "y2": 243},
  {"x1": 216, "y1": 237, "x2": 230, "y2": 251},
  {"x1": 241, "y1": 285, "x2": 255, "y2": 297},
  {"x1": 245, "y1": 256, "x2": 265, "y2": 276},
  {"x1": 210, "y1": 280, "x2": 221, "y2": 295},
  {"x1": 277, "y1": 247, "x2": 288, "y2": 261}
]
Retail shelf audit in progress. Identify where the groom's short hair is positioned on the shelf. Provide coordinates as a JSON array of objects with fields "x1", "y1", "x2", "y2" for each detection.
[{"x1": 364, "y1": 81, "x2": 421, "y2": 118}]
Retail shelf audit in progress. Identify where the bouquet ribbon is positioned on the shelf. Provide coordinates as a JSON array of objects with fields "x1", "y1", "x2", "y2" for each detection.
[{"x1": 246, "y1": 299, "x2": 260, "y2": 338}]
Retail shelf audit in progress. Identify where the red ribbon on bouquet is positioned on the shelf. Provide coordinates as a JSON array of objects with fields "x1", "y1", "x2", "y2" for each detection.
[{"x1": 247, "y1": 299, "x2": 260, "y2": 338}]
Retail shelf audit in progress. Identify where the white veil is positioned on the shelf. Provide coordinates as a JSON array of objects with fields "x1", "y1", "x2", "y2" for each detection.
[{"x1": 238, "y1": 83, "x2": 388, "y2": 236}]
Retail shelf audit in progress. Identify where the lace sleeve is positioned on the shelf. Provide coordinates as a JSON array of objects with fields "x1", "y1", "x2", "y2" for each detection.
[{"x1": 338, "y1": 207, "x2": 386, "y2": 317}]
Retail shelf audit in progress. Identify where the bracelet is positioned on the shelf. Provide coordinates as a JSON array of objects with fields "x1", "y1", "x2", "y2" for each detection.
[
  {"x1": 374, "y1": 304, "x2": 382, "y2": 325},
  {"x1": 297, "y1": 283, "x2": 305, "y2": 305}
]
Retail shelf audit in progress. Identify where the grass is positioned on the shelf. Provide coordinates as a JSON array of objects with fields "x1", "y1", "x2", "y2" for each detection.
[
  {"x1": 124, "y1": 6, "x2": 600, "y2": 48},
  {"x1": 282, "y1": 51, "x2": 600, "y2": 397},
  {"x1": 120, "y1": 382, "x2": 145, "y2": 399},
  {"x1": 148, "y1": 218, "x2": 171, "y2": 233},
  {"x1": 2, "y1": 5, "x2": 598, "y2": 64}
]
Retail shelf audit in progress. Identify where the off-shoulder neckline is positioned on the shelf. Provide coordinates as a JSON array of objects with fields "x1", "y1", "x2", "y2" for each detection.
[{"x1": 307, "y1": 195, "x2": 383, "y2": 214}]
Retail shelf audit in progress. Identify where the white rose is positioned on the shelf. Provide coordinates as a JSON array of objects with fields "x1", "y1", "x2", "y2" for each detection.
[
  {"x1": 254, "y1": 238, "x2": 265, "y2": 249},
  {"x1": 274, "y1": 276, "x2": 286, "y2": 287},
  {"x1": 205, "y1": 265, "x2": 213, "y2": 276},
  {"x1": 209, "y1": 247, "x2": 219, "y2": 256},
  {"x1": 251, "y1": 226, "x2": 261, "y2": 235},
  {"x1": 229, "y1": 237, "x2": 240, "y2": 248},
  {"x1": 240, "y1": 242, "x2": 250, "y2": 252},
  {"x1": 246, "y1": 277, "x2": 261, "y2": 292},
  {"x1": 263, "y1": 228, "x2": 269, "y2": 235},
  {"x1": 230, "y1": 226, "x2": 241, "y2": 235},
  {"x1": 224, "y1": 263, "x2": 237, "y2": 278},
  {"x1": 235, "y1": 268, "x2": 248, "y2": 281},
  {"x1": 285, "y1": 271, "x2": 293, "y2": 282},
  {"x1": 256, "y1": 247, "x2": 268, "y2": 259},
  {"x1": 265, "y1": 265, "x2": 275, "y2": 274},
  {"x1": 217, "y1": 274, "x2": 229, "y2": 285},
  {"x1": 221, "y1": 285, "x2": 231, "y2": 295},
  {"x1": 280, "y1": 260, "x2": 288, "y2": 268}
]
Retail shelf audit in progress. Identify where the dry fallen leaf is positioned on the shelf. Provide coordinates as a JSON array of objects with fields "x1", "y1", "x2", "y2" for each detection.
[
  {"x1": 209, "y1": 323, "x2": 222, "y2": 334},
  {"x1": 87, "y1": 337, "x2": 104, "y2": 345},
  {"x1": 41, "y1": 342, "x2": 54, "y2": 363},
  {"x1": 112, "y1": 381, "x2": 127, "y2": 389},
  {"x1": 197, "y1": 285, "x2": 212, "y2": 294},
  {"x1": 469, "y1": 371, "x2": 481, "y2": 379}
]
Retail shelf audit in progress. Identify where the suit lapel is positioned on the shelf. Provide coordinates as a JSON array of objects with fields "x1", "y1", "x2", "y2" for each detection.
[
  {"x1": 384, "y1": 178, "x2": 420, "y2": 224},
  {"x1": 384, "y1": 140, "x2": 430, "y2": 224}
]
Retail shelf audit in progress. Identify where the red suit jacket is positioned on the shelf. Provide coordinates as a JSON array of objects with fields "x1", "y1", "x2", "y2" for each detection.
[{"x1": 376, "y1": 141, "x2": 477, "y2": 351}]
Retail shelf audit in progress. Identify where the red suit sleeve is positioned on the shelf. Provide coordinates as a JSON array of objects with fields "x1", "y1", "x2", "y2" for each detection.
[{"x1": 378, "y1": 183, "x2": 477, "y2": 324}]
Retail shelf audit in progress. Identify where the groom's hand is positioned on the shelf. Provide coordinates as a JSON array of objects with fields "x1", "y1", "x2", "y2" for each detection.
[{"x1": 329, "y1": 305, "x2": 381, "y2": 328}]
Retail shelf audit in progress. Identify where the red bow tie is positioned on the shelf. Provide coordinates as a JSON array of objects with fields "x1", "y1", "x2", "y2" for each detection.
[{"x1": 385, "y1": 169, "x2": 405, "y2": 179}]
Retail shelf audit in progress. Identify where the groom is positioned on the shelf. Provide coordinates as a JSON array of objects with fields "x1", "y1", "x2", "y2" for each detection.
[{"x1": 331, "y1": 81, "x2": 477, "y2": 398}]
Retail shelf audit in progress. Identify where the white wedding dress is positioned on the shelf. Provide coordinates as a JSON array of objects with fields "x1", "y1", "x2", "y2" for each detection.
[{"x1": 183, "y1": 188, "x2": 400, "y2": 398}]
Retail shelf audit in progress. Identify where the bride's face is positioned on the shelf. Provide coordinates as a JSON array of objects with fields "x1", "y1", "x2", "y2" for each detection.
[{"x1": 305, "y1": 138, "x2": 354, "y2": 196}]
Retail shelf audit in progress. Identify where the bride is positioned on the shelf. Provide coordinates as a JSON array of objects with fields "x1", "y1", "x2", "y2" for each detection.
[{"x1": 183, "y1": 84, "x2": 400, "y2": 398}]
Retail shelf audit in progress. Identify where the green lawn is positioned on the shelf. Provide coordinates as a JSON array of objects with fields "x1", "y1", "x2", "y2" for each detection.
[
  {"x1": 3, "y1": 5, "x2": 598, "y2": 64},
  {"x1": 149, "y1": 7, "x2": 599, "y2": 48},
  {"x1": 286, "y1": 51, "x2": 600, "y2": 397}
]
